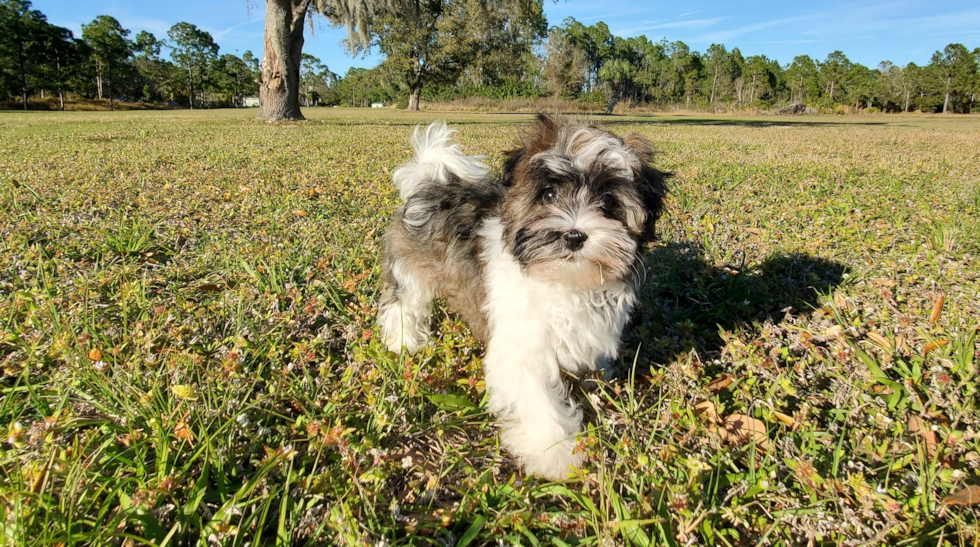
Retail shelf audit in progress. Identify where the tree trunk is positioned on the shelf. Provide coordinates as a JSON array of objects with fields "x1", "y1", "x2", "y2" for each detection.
[
  {"x1": 259, "y1": 0, "x2": 308, "y2": 121},
  {"x1": 19, "y1": 40, "x2": 28, "y2": 110},
  {"x1": 829, "y1": 80, "x2": 834, "y2": 102},
  {"x1": 188, "y1": 66, "x2": 195, "y2": 109},
  {"x1": 407, "y1": 85, "x2": 422, "y2": 111},
  {"x1": 904, "y1": 89, "x2": 910, "y2": 113},
  {"x1": 107, "y1": 60, "x2": 114, "y2": 111},
  {"x1": 710, "y1": 66, "x2": 718, "y2": 104},
  {"x1": 943, "y1": 90, "x2": 950, "y2": 114},
  {"x1": 57, "y1": 58, "x2": 65, "y2": 111},
  {"x1": 605, "y1": 86, "x2": 620, "y2": 114}
]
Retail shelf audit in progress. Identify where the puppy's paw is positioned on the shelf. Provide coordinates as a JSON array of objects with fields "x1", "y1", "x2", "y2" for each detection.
[
  {"x1": 379, "y1": 303, "x2": 429, "y2": 353},
  {"x1": 521, "y1": 439, "x2": 582, "y2": 481}
]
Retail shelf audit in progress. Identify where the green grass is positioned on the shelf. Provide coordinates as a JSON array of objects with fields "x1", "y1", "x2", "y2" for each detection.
[{"x1": 1, "y1": 107, "x2": 979, "y2": 545}]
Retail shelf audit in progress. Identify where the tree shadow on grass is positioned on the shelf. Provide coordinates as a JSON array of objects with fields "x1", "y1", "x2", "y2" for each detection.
[
  {"x1": 599, "y1": 116, "x2": 888, "y2": 128},
  {"x1": 624, "y1": 242, "x2": 850, "y2": 369}
]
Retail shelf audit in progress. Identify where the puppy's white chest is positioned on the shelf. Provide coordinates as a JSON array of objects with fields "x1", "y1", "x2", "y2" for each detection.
[
  {"x1": 549, "y1": 284, "x2": 634, "y2": 373},
  {"x1": 479, "y1": 218, "x2": 635, "y2": 372}
]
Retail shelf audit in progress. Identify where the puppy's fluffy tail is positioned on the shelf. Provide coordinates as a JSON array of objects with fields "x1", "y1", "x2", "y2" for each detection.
[{"x1": 393, "y1": 121, "x2": 488, "y2": 201}]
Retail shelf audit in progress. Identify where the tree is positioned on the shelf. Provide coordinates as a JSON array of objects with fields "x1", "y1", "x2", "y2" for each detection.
[
  {"x1": 786, "y1": 55, "x2": 819, "y2": 104},
  {"x1": 598, "y1": 57, "x2": 635, "y2": 113},
  {"x1": 0, "y1": 0, "x2": 51, "y2": 109},
  {"x1": 361, "y1": 0, "x2": 542, "y2": 111},
  {"x1": 299, "y1": 53, "x2": 336, "y2": 106},
  {"x1": 703, "y1": 43, "x2": 730, "y2": 104},
  {"x1": 928, "y1": 43, "x2": 977, "y2": 114},
  {"x1": 366, "y1": 0, "x2": 466, "y2": 111},
  {"x1": 81, "y1": 15, "x2": 131, "y2": 111},
  {"x1": 541, "y1": 27, "x2": 586, "y2": 99},
  {"x1": 37, "y1": 23, "x2": 81, "y2": 110},
  {"x1": 819, "y1": 50, "x2": 851, "y2": 104},
  {"x1": 132, "y1": 31, "x2": 172, "y2": 103},
  {"x1": 562, "y1": 18, "x2": 613, "y2": 93},
  {"x1": 168, "y1": 22, "x2": 218, "y2": 109},
  {"x1": 257, "y1": 0, "x2": 416, "y2": 122},
  {"x1": 630, "y1": 37, "x2": 670, "y2": 103},
  {"x1": 212, "y1": 53, "x2": 259, "y2": 106},
  {"x1": 846, "y1": 63, "x2": 878, "y2": 109},
  {"x1": 743, "y1": 55, "x2": 775, "y2": 105},
  {"x1": 455, "y1": 0, "x2": 545, "y2": 88}
]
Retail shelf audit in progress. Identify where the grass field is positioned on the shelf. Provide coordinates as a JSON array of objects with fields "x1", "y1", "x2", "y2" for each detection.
[{"x1": 1, "y1": 108, "x2": 979, "y2": 546}]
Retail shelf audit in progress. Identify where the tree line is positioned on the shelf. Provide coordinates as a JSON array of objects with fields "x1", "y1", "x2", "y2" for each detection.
[
  {"x1": 4, "y1": 0, "x2": 978, "y2": 116},
  {"x1": 0, "y1": 0, "x2": 261, "y2": 109},
  {"x1": 456, "y1": 18, "x2": 980, "y2": 114}
]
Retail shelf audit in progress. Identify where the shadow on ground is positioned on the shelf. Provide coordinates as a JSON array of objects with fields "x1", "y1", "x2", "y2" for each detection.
[
  {"x1": 623, "y1": 242, "x2": 849, "y2": 370},
  {"x1": 599, "y1": 116, "x2": 887, "y2": 128}
]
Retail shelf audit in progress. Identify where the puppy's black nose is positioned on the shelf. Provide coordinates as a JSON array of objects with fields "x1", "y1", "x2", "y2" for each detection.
[{"x1": 563, "y1": 229, "x2": 588, "y2": 251}]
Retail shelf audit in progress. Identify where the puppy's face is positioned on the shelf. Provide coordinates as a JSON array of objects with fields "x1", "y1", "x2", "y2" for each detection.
[{"x1": 501, "y1": 115, "x2": 667, "y2": 289}]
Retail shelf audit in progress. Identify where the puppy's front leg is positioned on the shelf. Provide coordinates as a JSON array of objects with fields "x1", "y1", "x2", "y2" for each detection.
[{"x1": 485, "y1": 340, "x2": 583, "y2": 480}]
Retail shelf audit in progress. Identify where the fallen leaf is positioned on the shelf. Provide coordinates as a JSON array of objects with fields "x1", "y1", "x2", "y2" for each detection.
[
  {"x1": 174, "y1": 418, "x2": 194, "y2": 444},
  {"x1": 705, "y1": 373, "x2": 734, "y2": 393},
  {"x1": 694, "y1": 401, "x2": 718, "y2": 424},
  {"x1": 721, "y1": 414, "x2": 769, "y2": 449},
  {"x1": 867, "y1": 332, "x2": 892, "y2": 350},
  {"x1": 773, "y1": 411, "x2": 796, "y2": 426},
  {"x1": 930, "y1": 296, "x2": 944, "y2": 324},
  {"x1": 294, "y1": 210, "x2": 308, "y2": 217},
  {"x1": 743, "y1": 227, "x2": 765, "y2": 236},
  {"x1": 908, "y1": 416, "x2": 937, "y2": 458},
  {"x1": 895, "y1": 335, "x2": 907, "y2": 351},
  {"x1": 88, "y1": 348, "x2": 103, "y2": 361},
  {"x1": 824, "y1": 325, "x2": 844, "y2": 338},
  {"x1": 923, "y1": 340, "x2": 949, "y2": 355},
  {"x1": 943, "y1": 485, "x2": 980, "y2": 506},
  {"x1": 196, "y1": 283, "x2": 224, "y2": 292}
]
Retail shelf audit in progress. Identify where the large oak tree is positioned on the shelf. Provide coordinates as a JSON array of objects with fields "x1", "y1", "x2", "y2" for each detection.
[{"x1": 258, "y1": 0, "x2": 413, "y2": 121}]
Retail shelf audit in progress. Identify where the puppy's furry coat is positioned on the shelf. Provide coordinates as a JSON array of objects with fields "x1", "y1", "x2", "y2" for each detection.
[{"x1": 379, "y1": 115, "x2": 666, "y2": 480}]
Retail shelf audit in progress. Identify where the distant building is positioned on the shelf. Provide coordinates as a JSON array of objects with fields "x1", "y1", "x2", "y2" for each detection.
[
  {"x1": 244, "y1": 97, "x2": 260, "y2": 107},
  {"x1": 371, "y1": 102, "x2": 384, "y2": 108}
]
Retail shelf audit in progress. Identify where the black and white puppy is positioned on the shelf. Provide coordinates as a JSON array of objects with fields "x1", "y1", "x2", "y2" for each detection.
[{"x1": 378, "y1": 114, "x2": 667, "y2": 480}]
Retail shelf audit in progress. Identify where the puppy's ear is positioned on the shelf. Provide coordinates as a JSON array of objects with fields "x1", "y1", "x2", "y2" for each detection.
[
  {"x1": 503, "y1": 114, "x2": 562, "y2": 186},
  {"x1": 502, "y1": 148, "x2": 524, "y2": 187},
  {"x1": 624, "y1": 133, "x2": 669, "y2": 241}
]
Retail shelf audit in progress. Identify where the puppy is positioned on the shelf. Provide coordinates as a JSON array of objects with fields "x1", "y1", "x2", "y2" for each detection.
[{"x1": 378, "y1": 114, "x2": 666, "y2": 480}]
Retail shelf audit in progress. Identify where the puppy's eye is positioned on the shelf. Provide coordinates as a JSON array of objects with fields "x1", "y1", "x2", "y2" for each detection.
[
  {"x1": 600, "y1": 193, "x2": 618, "y2": 211},
  {"x1": 540, "y1": 187, "x2": 558, "y2": 205}
]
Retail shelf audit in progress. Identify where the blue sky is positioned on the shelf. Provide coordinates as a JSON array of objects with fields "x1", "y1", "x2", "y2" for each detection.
[{"x1": 34, "y1": 0, "x2": 980, "y2": 74}]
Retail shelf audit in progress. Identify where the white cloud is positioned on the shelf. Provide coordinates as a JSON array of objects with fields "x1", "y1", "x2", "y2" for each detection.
[{"x1": 618, "y1": 16, "x2": 725, "y2": 36}]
